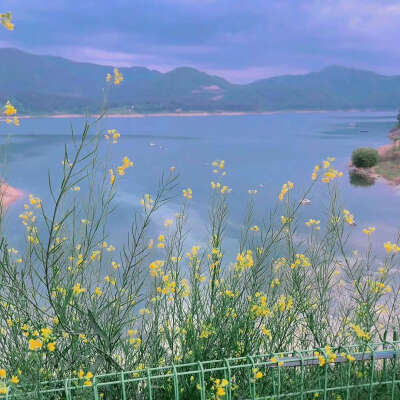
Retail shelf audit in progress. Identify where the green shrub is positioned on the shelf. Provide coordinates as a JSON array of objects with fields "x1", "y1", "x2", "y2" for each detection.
[{"x1": 351, "y1": 147, "x2": 379, "y2": 168}]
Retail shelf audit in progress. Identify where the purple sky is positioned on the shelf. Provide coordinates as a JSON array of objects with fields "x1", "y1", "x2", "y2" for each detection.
[{"x1": 1, "y1": 0, "x2": 400, "y2": 83}]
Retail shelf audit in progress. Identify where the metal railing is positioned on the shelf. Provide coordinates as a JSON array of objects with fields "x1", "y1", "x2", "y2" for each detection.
[{"x1": 1, "y1": 341, "x2": 400, "y2": 399}]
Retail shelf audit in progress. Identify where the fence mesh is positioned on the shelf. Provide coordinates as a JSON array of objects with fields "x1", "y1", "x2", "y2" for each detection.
[{"x1": 1, "y1": 340, "x2": 400, "y2": 399}]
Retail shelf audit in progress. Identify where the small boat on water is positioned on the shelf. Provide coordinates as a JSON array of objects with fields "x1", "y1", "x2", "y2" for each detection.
[
  {"x1": 360, "y1": 130, "x2": 368, "y2": 133},
  {"x1": 149, "y1": 142, "x2": 156, "y2": 147},
  {"x1": 301, "y1": 198, "x2": 311, "y2": 205}
]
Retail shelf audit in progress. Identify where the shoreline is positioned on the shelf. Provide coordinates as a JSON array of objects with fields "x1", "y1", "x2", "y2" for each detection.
[
  {"x1": 349, "y1": 126, "x2": 400, "y2": 188},
  {"x1": 0, "y1": 182, "x2": 23, "y2": 209},
  {"x1": 18, "y1": 109, "x2": 396, "y2": 119}
]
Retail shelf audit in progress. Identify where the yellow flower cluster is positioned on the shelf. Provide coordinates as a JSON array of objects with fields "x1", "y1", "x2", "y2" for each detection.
[
  {"x1": 343, "y1": 209, "x2": 355, "y2": 225},
  {"x1": 278, "y1": 181, "x2": 294, "y2": 201},
  {"x1": 322, "y1": 169, "x2": 343, "y2": 183},
  {"x1": 104, "y1": 275, "x2": 116, "y2": 285},
  {"x1": 290, "y1": 253, "x2": 311, "y2": 269},
  {"x1": 28, "y1": 338, "x2": 43, "y2": 351},
  {"x1": 250, "y1": 225, "x2": 259, "y2": 231},
  {"x1": 157, "y1": 235, "x2": 165, "y2": 249},
  {"x1": 305, "y1": 219, "x2": 320, "y2": 230},
  {"x1": 105, "y1": 129, "x2": 121, "y2": 144},
  {"x1": 273, "y1": 257, "x2": 287, "y2": 271},
  {"x1": 76, "y1": 369, "x2": 94, "y2": 387},
  {"x1": 270, "y1": 278, "x2": 280, "y2": 288},
  {"x1": 384, "y1": 241, "x2": 400, "y2": 253},
  {"x1": 281, "y1": 215, "x2": 292, "y2": 224},
  {"x1": 117, "y1": 156, "x2": 134, "y2": 176},
  {"x1": 311, "y1": 164, "x2": 320, "y2": 181},
  {"x1": 140, "y1": 194, "x2": 154, "y2": 210},
  {"x1": 183, "y1": 188, "x2": 192, "y2": 199},
  {"x1": 199, "y1": 324, "x2": 213, "y2": 339},
  {"x1": 212, "y1": 378, "x2": 229, "y2": 399},
  {"x1": 261, "y1": 325, "x2": 272, "y2": 339},
  {"x1": 212, "y1": 159, "x2": 225, "y2": 170},
  {"x1": 164, "y1": 218, "x2": 173, "y2": 227},
  {"x1": 2, "y1": 101, "x2": 19, "y2": 125},
  {"x1": 0, "y1": 12, "x2": 14, "y2": 30},
  {"x1": 156, "y1": 274, "x2": 177, "y2": 301},
  {"x1": 350, "y1": 323, "x2": 370, "y2": 341},
  {"x1": 251, "y1": 293, "x2": 273, "y2": 317},
  {"x1": 106, "y1": 68, "x2": 124, "y2": 85},
  {"x1": 270, "y1": 356, "x2": 284, "y2": 367},
  {"x1": 252, "y1": 368, "x2": 263, "y2": 380},
  {"x1": 28, "y1": 194, "x2": 42, "y2": 208},
  {"x1": 234, "y1": 250, "x2": 254, "y2": 272},
  {"x1": 186, "y1": 245, "x2": 200, "y2": 259},
  {"x1": 0, "y1": 367, "x2": 18, "y2": 395},
  {"x1": 368, "y1": 280, "x2": 391, "y2": 294},
  {"x1": 73, "y1": 283, "x2": 85, "y2": 295},
  {"x1": 149, "y1": 260, "x2": 165, "y2": 277},
  {"x1": 340, "y1": 352, "x2": 355, "y2": 362},
  {"x1": 210, "y1": 181, "x2": 232, "y2": 194},
  {"x1": 274, "y1": 295, "x2": 293, "y2": 313},
  {"x1": 362, "y1": 226, "x2": 375, "y2": 235}
]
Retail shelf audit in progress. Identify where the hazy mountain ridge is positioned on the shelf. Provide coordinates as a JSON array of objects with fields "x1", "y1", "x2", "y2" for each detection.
[{"x1": 1, "y1": 48, "x2": 400, "y2": 114}]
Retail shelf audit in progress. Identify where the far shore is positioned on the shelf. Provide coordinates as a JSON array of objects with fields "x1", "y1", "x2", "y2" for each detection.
[
  {"x1": 17, "y1": 109, "x2": 393, "y2": 119},
  {"x1": 0, "y1": 181, "x2": 23, "y2": 209}
]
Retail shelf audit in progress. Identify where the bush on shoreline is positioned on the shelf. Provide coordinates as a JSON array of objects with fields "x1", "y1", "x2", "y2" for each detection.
[{"x1": 351, "y1": 147, "x2": 379, "y2": 168}]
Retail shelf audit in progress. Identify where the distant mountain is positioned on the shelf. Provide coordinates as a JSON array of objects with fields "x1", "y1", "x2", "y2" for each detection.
[{"x1": 1, "y1": 48, "x2": 400, "y2": 114}]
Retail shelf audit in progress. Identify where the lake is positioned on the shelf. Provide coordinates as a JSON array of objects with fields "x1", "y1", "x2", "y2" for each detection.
[{"x1": 0, "y1": 111, "x2": 399, "y2": 256}]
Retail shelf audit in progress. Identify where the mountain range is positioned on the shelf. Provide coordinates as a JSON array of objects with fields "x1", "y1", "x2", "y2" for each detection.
[{"x1": 1, "y1": 48, "x2": 400, "y2": 114}]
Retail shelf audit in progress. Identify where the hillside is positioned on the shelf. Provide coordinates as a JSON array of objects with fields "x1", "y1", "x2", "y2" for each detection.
[{"x1": 1, "y1": 48, "x2": 400, "y2": 114}]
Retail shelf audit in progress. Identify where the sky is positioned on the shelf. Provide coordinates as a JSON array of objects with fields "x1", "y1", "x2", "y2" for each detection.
[{"x1": 1, "y1": 0, "x2": 400, "y2": 83}]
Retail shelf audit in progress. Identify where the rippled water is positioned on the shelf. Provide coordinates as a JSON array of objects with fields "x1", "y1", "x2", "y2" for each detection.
[{"x1": 0, "y1": 111, "x2": 398, "y2": 254}]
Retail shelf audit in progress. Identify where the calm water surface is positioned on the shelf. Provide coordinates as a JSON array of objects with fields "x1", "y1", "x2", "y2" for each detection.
[{"x1": 0, "y1": 111, "x2": 399, "y2": 254}]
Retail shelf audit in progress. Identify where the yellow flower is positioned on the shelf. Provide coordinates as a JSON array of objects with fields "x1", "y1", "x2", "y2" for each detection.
[
  {"x1": 383, "y1": 241, "x2": 400, "y2": 253},
  {"x1": 0, "y1": 369, "x2": 6, "y2": 379},
  {"x1": 4, "y1": 101, "x2": 16, "y2": 116},
  {"x1": 183, "y1": 188, "x2": 192, "y2": 199},
  {"x1": 10, "y1": 375, "x2": 19, "y2": 384},
  {"x1": 1, "y1": 12, "x2": 14, "y2": 31},
  {"x1": 41, "y1": 327, "x2": 52, "y2": 339},
  {"x1": 113, "y1": 67, "x2": 124, "y2": 85},
  {"x1": 250, "y1": 225, "x2": 259, "y2": 231},
  {"x1": 278, "y1": 181, "x2": 293, "y2": 201},
  {"x1": 95, "y1": 287, "x2": 102, "y2": 296},
  {"x1": 73, "y1": 283, "x2": 85, "y2": 295},
  {"x1": 362, "y1": 226, "x2": 375, "y2": 235},
  {"x1": 106, "y1": 73, "x2": 112, "y2": 82},
  {"x1": 109, "y1": 169, "x2": 116, "y2": 184},
  {"x1": 253, "y1": 368, "x2": 263, "y2": 379},
  {"x1": 86, "y1": 372, "x2": 93, "y2": 379},
  {"x1": 164, "y1": 219, "x2": 173, "y2": 227},
  {"x1": 29, "y1": 338, "x2": 43, "y2": 351},
  {"x1": 47, "y1": 342, "x2": 56, "y2": 352}
]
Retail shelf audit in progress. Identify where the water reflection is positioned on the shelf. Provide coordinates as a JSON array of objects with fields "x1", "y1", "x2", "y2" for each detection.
[{"x1": 349, "y1": 169, "x2": 376, "y2": 187}]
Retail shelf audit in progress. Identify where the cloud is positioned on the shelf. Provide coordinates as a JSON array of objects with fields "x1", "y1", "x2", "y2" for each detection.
[{"x1": 1, "y1": 0, "x2": 400, "y2": 82}]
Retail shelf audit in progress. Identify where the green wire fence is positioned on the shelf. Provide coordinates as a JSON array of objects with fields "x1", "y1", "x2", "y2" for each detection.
[{"x1": 1, "y1": 340, "x2": 400, "y2": 399}]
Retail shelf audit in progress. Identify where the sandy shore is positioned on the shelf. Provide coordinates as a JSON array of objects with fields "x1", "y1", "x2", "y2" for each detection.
[
  {"x1": 20, "y1": 110, "x2": 336, "y2": 119},
  {"x1": 0, "y1": 182, "x2": 23, "y2": 209}
]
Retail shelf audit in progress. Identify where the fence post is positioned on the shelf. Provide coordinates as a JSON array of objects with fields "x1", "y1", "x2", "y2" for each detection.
[
  {"x1": 223, "y1": 358, "x2": 232, "y2": 400},
  {"x1": 197, "y1": 361, "x2": 206, "y2": 400}
]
